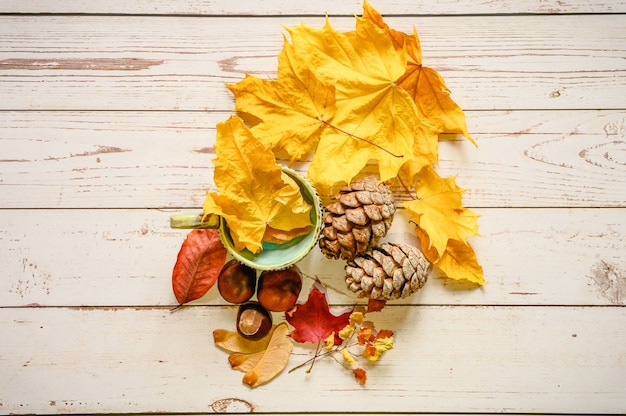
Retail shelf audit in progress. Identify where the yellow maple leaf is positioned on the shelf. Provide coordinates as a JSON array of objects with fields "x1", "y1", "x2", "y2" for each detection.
[
  {"x1": 437, "y1": 238, "x2": 485, "y2": 286},
  {"x1": 285, "y1": 17, "x2": 421, "y2": 193},
  {"x1": 242, "y1": 16, "x2": 425, "y2": 195},
  {"x1": 226, "y1": 7, "x2": 448, "y2": 195},
  {"x1": 362, "y1": 1, "x2": 475, "y2": 145},
  {"x1": 402, "y1": 165, "x2": 479, "y2": 258},
  {"x1": 411, "y1": 221, "x2": 485, "y2": 286},
  {"x1": 227, "y1": 42, "x2": 336, "y2": 162},
  {"x1": 202, "y1": 116, "x2": 312, "y2": 254},
  {"x1": 362, "y1": 0, "x2": 422, "y2": 66}
]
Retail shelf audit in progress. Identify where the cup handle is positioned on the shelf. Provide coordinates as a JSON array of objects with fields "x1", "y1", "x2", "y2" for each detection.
[{"x1": 170, "y1": 213, "x2": 220, "y2": 229}]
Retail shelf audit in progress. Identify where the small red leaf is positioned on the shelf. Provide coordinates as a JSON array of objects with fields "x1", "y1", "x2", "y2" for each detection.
[
  {"x1": 285, "y1": 282, "x2": 352, "y2": 345},
  {"x1": 172, "y1": 229, "x2": 227, "y2": 304}
]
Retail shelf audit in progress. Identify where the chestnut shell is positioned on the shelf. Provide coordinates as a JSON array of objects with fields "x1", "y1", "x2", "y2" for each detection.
[
  {"x1": 257, "y1": 265, "x2": 303, "y2": 312},
  {"x1": 217, "y1": 259, "x2": 257, "y2": 304},
  {"x1": 236, "y1": 301, "x2": 273, "y2": 341}
]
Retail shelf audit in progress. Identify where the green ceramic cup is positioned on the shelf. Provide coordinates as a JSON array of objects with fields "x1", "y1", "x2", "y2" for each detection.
[{"x1": 169, "y1": 166, "x2": 322, "y2": 271}]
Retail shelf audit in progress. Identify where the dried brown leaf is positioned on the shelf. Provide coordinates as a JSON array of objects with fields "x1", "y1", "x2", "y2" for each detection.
[{"x1": 242, "y1": 323, "x2": 294, "y2": 388}]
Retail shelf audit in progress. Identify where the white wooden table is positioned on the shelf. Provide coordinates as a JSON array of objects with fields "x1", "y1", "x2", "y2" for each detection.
[{"x1": 1, "y1": 1, "x2": 625, "y2": 414}]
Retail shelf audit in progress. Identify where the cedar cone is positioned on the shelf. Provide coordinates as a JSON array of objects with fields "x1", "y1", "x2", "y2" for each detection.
[
  {"x1": 345, "y1": 242, "x2": 430, "y2": 300},
  {"x1": 318, "y1": 176, "x2": 395, "y2": 261}
]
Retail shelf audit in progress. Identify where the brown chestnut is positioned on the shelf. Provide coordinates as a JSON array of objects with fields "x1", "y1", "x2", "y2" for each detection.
[
  {"x1": 236, "y1": 302, "x2": 273, "y2": 340},
  {"x1": 257, "y1": 266, "x2": 303, "y2": 312},
  {"x1": 218, "y1": 259, "x2": 256, "y2": 304}
]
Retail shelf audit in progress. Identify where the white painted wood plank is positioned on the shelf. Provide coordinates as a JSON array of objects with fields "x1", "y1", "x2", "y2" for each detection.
[
  {"x1": 1, "y1": 110, "x2": 625, "y2": 208},
  {"x1": 1, "y1": 208, "x2": 624, "y2": 307},
  {"x1": 0, "y1": 15, "x2": 624, "y2": 111},
  {"x1": 0, "y1": 0, "x2": 623, "y2": 15},
  {"x1": 1, "y1": 306, "x2": 624, "y2": 414}
]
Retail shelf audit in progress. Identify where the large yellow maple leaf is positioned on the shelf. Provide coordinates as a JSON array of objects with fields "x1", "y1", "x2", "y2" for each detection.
[
  {"x1": 202, "y1": 116, "x2": 312, "y2": 254},
  {"x1": 362, "y1": 1, "x2": 476, "y2": 145},
  {"x1": 228, "y1": 15, "x2": 438, "y2": 195},
  {"x1": 286, "y1": 17, "x2": 425, "y2": 193},
  {"x1": 402, "y1": 165, "x2": 479, "y2": 259}
]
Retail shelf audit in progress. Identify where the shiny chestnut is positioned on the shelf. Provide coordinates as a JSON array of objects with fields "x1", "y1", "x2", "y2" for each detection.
[
  {"x1": 217, "y1": 259, "x2": 257, "y2": 304},
  {"x1": 257, "y1": 265, "x2": 303, "y2": 312},
  {"x1": 236, "y1": 302, "x2": 273, "y2": 340}
]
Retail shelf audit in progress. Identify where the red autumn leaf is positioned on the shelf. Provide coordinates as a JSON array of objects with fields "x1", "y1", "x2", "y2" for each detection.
[
  {"x1": 285, "y1": 282, "x2": 352, "y2": 345},
  {"x1": 353, "y1": 368, "x2": 367, "y2": 385},
  {"x1": 172, "y1": 229, "x2": 227, "y2": 305}
]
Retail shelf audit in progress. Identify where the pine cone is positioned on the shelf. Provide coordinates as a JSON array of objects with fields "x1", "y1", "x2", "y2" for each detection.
[
  {"x1": 345, "y1": 242, "x2": 430, "y2": 300},
  {"x1": 318, "y1": 176, "x2": 395, "y2": 261}
]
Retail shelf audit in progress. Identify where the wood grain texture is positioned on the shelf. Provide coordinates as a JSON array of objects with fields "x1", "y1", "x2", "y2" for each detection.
[
  {"x1": 0, "y1": 15, "x2": 624, "y2": 111},
  {"x1": 0, "y1": 208, "x2": 624, "y2": 308},
  {"x1": 1, "y1": 306, "x2": 625, "y2": 414},
  {"x1": 0, "y1": 0, "x2": 624, "y2": 15},
  {"x1": 2, "y1": 110, "x2": 625, "y2": 208}
]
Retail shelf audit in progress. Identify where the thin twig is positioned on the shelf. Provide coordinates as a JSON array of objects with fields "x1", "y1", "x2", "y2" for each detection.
[
  {"x1": 306, "y1": 341, "x2": 322, "y2": 374},
  {"x1": 288, "y1": 344, "x2": 337, "y2": 373}
]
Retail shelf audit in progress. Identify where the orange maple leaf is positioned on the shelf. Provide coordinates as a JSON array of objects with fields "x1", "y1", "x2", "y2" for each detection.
[{"x1": 362, "y1": 0, "x2": 476, "y2": 145}]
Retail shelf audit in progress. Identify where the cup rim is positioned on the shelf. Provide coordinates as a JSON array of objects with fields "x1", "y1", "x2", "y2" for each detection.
[{"x1": 218, "y1": 166, "x2": 322, "y2": 271}]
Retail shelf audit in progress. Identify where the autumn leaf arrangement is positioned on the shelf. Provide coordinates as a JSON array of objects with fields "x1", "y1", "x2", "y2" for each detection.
[{"x1": 170, "y1": 1, "x2": 484, "y2": 388}]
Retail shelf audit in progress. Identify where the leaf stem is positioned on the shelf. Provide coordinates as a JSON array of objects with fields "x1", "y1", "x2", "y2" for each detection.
[
  {"x1": 169, "y1": 304, "x2": 184, "y2": 313},
  {"x1": 397, "y1": 174, "x2": 417, "y2": 200}
]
